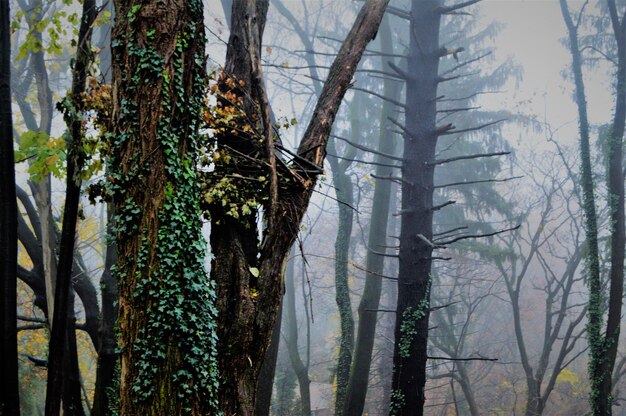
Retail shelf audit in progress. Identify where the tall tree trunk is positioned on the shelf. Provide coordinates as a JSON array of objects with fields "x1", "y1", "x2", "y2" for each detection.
[
  {"x1": 22, "y1": 0, "x2": 57, "y2": 325},
  {"x1": 390, "y1": 2, "x2": 442, "y2": 414},
  {"x1": 45, "y1": 0, "x2": 96, "y2": 413},
  {"x1": 61, "y1": 291, "x2": 86, "y2": 416},
  {"x1": 109, "y1": 0, "x2": 219, "y2": 414},
  {"x1": 560, "y1": 2, "x2": 618, "y2": 414},
  {"x1": 91, "y1": 206, "x2": 118, "y2": 416},
  {"x1": 0, "y1": 0, "x2": 20, "y2": 411},
  {"x1": 599, "y1": 2, "x2": 626, "y2": 413},
  {"x1": 284, "y1": 252, "x2": 311, "y2": 416},
  {"x1": 343, "y1": 14, "x2": 400, "y2": 415},
  {"x1": 208, "y1": 1, "x2": 389, "y2": 413},
  {"x1": 329, "y1": 100, "x2": 358, "y2": 416}
]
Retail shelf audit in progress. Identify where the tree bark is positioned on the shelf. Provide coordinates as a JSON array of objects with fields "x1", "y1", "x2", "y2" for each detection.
[
  {"x1": 599, "y1": 2, "x2": 626, "y2": 414},
  {"x1": 560, "y1": 2, "x2": 620, "y2": 414},
  {"x1": 0, "y1": 0, "x2": 20, "y2": 411},
  {"x1": 45, "y1": 0, "x2": 96, "y2": 413},
  {"x1": 110, "y1": 0, "x2": 219, "y2": 414},
  {"x1": 329, "y1": 102, "x2": 357, "y2": 416},
  {"x1": 284, "y1": 252, "x2": 311, "y2": 416},
  {"x1": 91, "y1": 205, "x2": 118, "y2": 416},
  {"x1": 343, "y1": 14, "x2": 400, "y2": 415},
  {"x1": 254, "y1": 297, "x2": 283, "y2": 416},
  {"x1": 208, "y1": 0, "x2": 389, "y2": 414},
  {"x1": 390, "y1": 2, "x2": 442, "y2": 415}
]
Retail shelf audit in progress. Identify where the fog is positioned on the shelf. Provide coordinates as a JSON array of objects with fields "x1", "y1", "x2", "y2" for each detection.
[{"x1": 7, "y1": 0, "x2": 626, "y2": 415}]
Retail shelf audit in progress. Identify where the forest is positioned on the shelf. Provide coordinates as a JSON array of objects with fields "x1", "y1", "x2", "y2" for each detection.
[{"x1": 1, "y1": 0, "x2": 625, "y2": 415}]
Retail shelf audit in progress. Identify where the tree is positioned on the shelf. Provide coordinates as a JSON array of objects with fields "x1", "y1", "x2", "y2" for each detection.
[
  {"x1": 343, "y1": 14, "x2": 403, "y2": 415},
  {"x1": 203, "y1": 0, "x2": 389, "y2": 413},
  {"x1": 45, "y1": 0, "x2": 96, "y2": 413},
  {"x1": 389, "y1": 1, "x2": 513, "y2": 413},
  {"x1": 109, "y1": 0, "x2": 219, "y2": 413},
  {"x1": 560, "y1": 1, "x2": 626, "y2": 413},
  {"x1": 0, "y1": 0, "x2": 20, "y2": 412},
  {"x1": 490, "y1": 152, "x2": 587, "y2": 415}
]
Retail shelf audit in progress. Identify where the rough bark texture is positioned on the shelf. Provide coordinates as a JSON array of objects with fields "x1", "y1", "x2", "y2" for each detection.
[
  {"x1": 254, "y1": 298, "x2": 283, "y2": 416},
  {"x1": 390, "y1": 2, "x2": 441, "y2": 414},
  {"x1": 45, "y1": 0, "x2": 96, "y2": 413},
  {"x1": 0, "y1": 0, "x2": 20, "y2": 411},
  {"x1": 208, "y1": 0, "x2": 389, "y2": 414},
  {"x1": 343, "y1": 15, "x2": 400, "y2": 415},
  {"x1": 110, "y1": 0, "x2": 218, "y2": 414}
]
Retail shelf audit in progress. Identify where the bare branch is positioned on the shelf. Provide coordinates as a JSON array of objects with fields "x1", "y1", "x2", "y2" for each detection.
[{"x1": 430, "y1": 151, "x2": 510, "y2": 166}]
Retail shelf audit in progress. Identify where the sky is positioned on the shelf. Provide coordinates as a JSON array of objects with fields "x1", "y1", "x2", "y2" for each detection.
[{"x1": 479, "y1": 1, "x2": 614, "y2": 147}]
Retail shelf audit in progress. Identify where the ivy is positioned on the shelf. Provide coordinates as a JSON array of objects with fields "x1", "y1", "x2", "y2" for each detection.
[
  {"x1": 389, "y1": 389, "x2": 406, "y2": 416},
  {"x1": 106, "y1": 0, "x2": 219, "y2": 412},
  {"x1": 398, "y1": 275, "x2": 431, "y2": 359}
]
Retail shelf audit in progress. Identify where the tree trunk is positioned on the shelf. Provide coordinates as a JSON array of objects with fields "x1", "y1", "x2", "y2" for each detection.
[
  {"x1": 91, "y1": 205, "x2": 118, "y2": 416},
  {"x1": 329, "y1": 101, "x2": 358, "y2": 416},
  {"x1": 61, "y1": 291, "x2": 86, "y2": 416},
  {"x1": 109, "y1": 0, "x2": 219, "y2": 413},
  {"x1": 284, "y1": 252, "x2": 311, "y2": 416},
  {"x1": 0, "y1": 0, "x2": 20, "y2": 411},
  {"x1": 254, "y1": 298, "x2": 283, "y2": 416},
  {"x1": 208, "y1": 0, "x2": 389, "y2": 413},
  {"x1": 390, "y1": 2, "x2": 442, "y2": 415},
  {"x1": 45, "y1": 0, "x2": 96, "y2": 413},
  {"x1": 343, "y1": 14, "x2": 400, "y2": 415},
  {"x1": 599, "y1": 3, "x2": 626, "y2": 414},
  {"x1": 23, "y1": 0, "x2": 57, "y2": 326},
  {"x1": 560, "y1": 2, "x2": 615, "y2": 414}
]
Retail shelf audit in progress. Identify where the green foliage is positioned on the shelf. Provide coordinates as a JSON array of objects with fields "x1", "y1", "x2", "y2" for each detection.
[
  {"x1": 398, "y1": 275, "x2": 432, "y2": 359},
  {"x1": 13, "y1": 8, "x2": 79, "y2": 59},
  {"x1": 106, "y1": 1, "x2": 219, "y2": 412},
  {"x1": 389, "y1": 389, "x2": 406, "y2": 416},
  {"x1": 15, "y1": 130, "x2": 66, "y2": 181}
]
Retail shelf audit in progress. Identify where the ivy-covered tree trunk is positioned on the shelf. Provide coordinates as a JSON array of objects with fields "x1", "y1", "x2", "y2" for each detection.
[
  {"x1": 560, "y1": 2, "x2": 620, "y2": 414},
  {"x1": 109, "y1": 0, "x2": 219, "y2": 414},
  {"x1": 599, "y1": 2, "x2": 626, "y2": 413},
  {"x1": 328, "y1": 101, "x2": 358, "y2": 416},
  {"x1": 390, "y1": 2, "x2": 442, "y2": 414},
  {"x1": 0, "y1": 0, "x2": 20, "y2": 412},
  {"x1": 343, "y1": 14, "x2": 401, "y2": 415},
  {"x1": 207, "y1": 0, "x2": 389, "y2": 413}
]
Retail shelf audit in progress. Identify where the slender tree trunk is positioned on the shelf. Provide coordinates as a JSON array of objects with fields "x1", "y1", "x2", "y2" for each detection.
[
  {"x1": 91, "y1": 206, "x2": 118, "y2": 416},
  {"x1": 45, "y1": 0, "x2": 96, "y2": 413},
  {"x1": 344, "y1": 14, "x2": 400, "y2": 415},
  {"x1": 283, "y1": 251, "x2": 311, "y2": 415},
  {"x1": 0, "y1": 0, "x2": 20, "y2": 411},
  {"x1": 560, "y1": 2, "x2": 617, "y2": 414},
  {"x1": 23, "y1": 0, "x2": 57, "y2": 325},
  {"x1": 61, "y1": 291, "x2": 86, "y2": 416},
  {"x1": 329, "y1": 101, "x2": 358, "y2": 416},
  {"x1": 110, "y1": 0, "x2": 219, "y2": 413},
  {"x1": 599, "y1": 3, "x2": 626, "y2": 413}
]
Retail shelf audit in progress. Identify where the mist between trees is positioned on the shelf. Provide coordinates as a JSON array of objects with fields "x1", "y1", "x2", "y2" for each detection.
[{"x1": 1, "y1": 0, "x2": 625, "y2": 415}]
